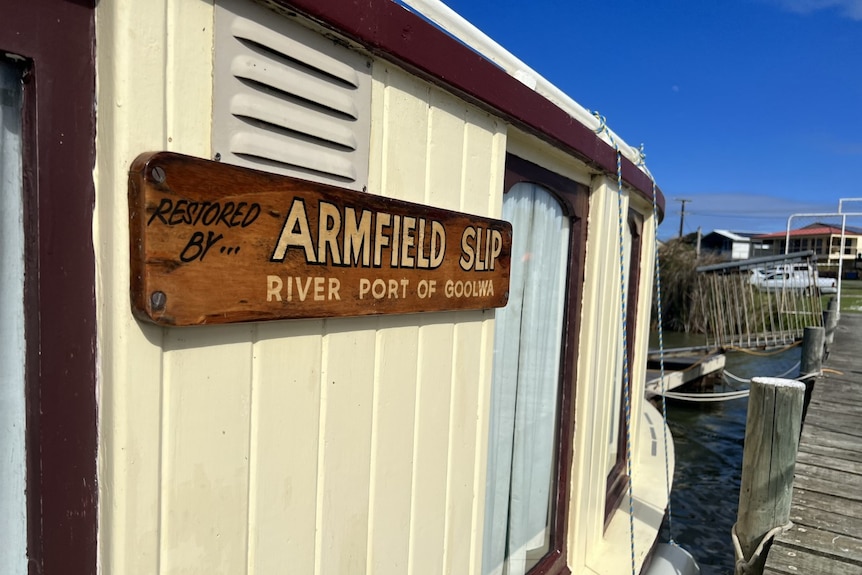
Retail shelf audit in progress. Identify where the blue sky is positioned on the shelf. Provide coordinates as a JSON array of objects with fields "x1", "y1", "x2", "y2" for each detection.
[{"x1": 430, "y1": 0, "x2": 862, "y2": 239}]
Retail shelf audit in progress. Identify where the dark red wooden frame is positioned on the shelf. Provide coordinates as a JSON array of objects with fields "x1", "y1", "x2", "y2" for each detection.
[
  {"x1": 502, "y1": 154, "x2": 588, "y2": 575},
  {"x1": 1, "y1": 2, "x2": 98, "y2": 574},
  {"x1": 0, "y1": 2, "x2": 661, "y2": 574},
  {"x1": 604, "y1": 210, "x2": 644, "y2": 525},
  {"x1": 275, "y1": 0, "x2": 665, "y2": 221}
]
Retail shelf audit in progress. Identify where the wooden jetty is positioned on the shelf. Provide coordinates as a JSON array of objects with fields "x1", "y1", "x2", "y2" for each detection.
[
  {"x1": 763, "y1": 313, "x2": 862, "y2": 574},
  {"x1": 644, "y1": 347, "x2": 726, "y2": 397}
]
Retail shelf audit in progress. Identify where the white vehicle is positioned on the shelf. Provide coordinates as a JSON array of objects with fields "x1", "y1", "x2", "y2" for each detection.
[{"x1": 749, "y1": 266, "x2": 837, "y2": 294}]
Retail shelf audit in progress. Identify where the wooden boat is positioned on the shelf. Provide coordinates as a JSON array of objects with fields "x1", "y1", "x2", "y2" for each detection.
[{"x1": 1, "y1": 1, "x2": 689, "y2": 574}]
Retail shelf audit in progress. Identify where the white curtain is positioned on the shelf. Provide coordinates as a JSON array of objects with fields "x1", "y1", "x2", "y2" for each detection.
[
  {"x1": 0, "y1": 61, "x2": 27, "y2": 575},
  {"x1": 483, "y1": 183, "x2": 570, "y2": 575}
]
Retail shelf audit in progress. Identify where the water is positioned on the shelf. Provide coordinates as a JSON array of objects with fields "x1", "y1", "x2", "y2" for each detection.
[{"x1": 652, "y1": 333, "x2": 802, "y2": 575}]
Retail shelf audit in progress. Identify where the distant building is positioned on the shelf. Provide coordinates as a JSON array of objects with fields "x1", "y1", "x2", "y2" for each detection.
[
  {"x1": 700, "y1": 229, "x2": 766, "y2": 260},
  {"x1": 754, "y1": 222, "x2": 862, "y2": 273}
]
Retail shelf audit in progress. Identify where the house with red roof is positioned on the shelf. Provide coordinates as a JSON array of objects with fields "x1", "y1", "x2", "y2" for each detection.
[{"x1": 754, "y1": 222, "x2": 862, "y2": 274}]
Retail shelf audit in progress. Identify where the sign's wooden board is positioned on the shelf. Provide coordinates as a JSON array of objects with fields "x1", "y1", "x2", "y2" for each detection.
[{"x1": 129, "y1": 152, "x2": 512, "y2": 326}]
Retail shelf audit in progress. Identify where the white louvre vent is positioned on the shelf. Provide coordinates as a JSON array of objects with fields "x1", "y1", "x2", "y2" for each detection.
[{"x1": 214, "y1": 0, "x2": 371, "y2": 190}]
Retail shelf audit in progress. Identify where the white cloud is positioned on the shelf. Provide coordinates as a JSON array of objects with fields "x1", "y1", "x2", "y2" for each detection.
[{"x1": 770, "y1": 0, "x2": 862, "y2": 20}]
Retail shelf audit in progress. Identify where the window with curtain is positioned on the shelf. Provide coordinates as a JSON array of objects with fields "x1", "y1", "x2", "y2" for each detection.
[{"x1": 483, "y1": 155, "x2": 587, "y2": 575}]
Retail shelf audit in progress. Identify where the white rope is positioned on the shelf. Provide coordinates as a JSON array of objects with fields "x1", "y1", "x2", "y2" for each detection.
[
  {"x1": 723, "y1": 370, "x2": 752, "y2": 383},
  {"x1": 732, "y1": 521, "x2": 793, "y2": 574},
  {"x1": 653, "y1": 361, "x2": 821, "y2": 402},
  {"x1": 595, "y1": 112, "x2": 637, "y2": 575},
  {"x1": 651, "y1": 389, "x2": 750, "y2": 402},
  {"x1": 724, "y1": 361, "x2": 801, "y2": 383},
  {"x1": 639, "y1": 142, "x2": 676, "y2": 545}
]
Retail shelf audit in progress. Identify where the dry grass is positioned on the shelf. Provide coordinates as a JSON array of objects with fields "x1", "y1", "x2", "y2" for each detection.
[{"x1": 653, "y1": 239, "x2": 723, "y2": 333}]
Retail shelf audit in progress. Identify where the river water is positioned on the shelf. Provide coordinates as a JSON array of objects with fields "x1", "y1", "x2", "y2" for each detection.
[{"x1": 651, "y1": 333, "x2": 802, "y2": 575}]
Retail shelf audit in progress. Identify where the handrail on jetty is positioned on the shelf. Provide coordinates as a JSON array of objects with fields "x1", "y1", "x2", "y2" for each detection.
[{"x1": 696, "y1": 251, "x2": 825, "y2": 350}]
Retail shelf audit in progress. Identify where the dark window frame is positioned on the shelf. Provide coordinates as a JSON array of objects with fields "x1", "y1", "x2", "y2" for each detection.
[
  {"x1": 500, "y1": 154, "x2": 588, "y2": 575},
  {"x1": 604, "y1": 210, "x2": 644, "y2": 525},
  {"x1": 2, "y1": 2, "x2": 98, "y2": 574}
]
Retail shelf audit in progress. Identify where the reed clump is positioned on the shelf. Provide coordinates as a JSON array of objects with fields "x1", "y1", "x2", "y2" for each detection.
[{"x1": 653, "y1": 238, "x2": 722, "y2": 333}]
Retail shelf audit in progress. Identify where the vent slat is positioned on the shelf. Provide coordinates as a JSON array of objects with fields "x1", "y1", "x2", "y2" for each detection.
[
  {"x1": 231, "y1": 17, "x2": 360, "y2": 88},
  {"x1": 214, "y1": 0, "x2": 370, "y2": 190},
  {"x1": 230, "y1": 93, "x2": 357, "y2": 150},
  {"x1": 231, "y1": 54, "x2": 359, "y2": 119},
  {"x1": 231, "y1": 131, "x2": 357, "y2": 181}
]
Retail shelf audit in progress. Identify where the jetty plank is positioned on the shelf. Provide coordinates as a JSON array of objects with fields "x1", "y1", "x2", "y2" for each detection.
[
  {"x1": 795, "y1": 451, "x2": 862, "y2": 475},
  {"x1": 772, "y1": 524, "x2": 862, "y2": 563},
  {"x1": 764, "y1": 313, "x2": 862, "y2": 575},
  {"x1": 795, "y1": 438, "x2": 862, "y2": 464},
  {"x1": 792, "y1": 490, "x2": 862, "y2": 522},
  {"x1": 644, "y1": 350, "x2": 725, "y2": 396},
  {"x1": 765, "y1": 543, "x2": 862, "y2": 575},
  {"x1": 803, "y1": 410, "x2": 862, "y2": 433}
]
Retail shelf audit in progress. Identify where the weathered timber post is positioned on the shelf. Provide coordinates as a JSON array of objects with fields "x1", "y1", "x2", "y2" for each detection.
[
  {"x1": 822, "y1": 296, "x2": 839, "y2": 359},
  {"x1": 734, "y1": 377, "x2": 805, "y2": 575},
  {"x1": 800, "y1": 326, "x2": 824, "y2": 423}
]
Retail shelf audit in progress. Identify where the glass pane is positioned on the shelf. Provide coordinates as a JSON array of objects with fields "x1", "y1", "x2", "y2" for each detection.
[
  {"x1": 0, "y1": 60, "x2": 27, "y2": 575},
  {"x1": 606, "y1": 219, "x2": 633, "y2": 473},
  {"x1": 483, "y1": 183, "x2": 570, "y2": 575}
]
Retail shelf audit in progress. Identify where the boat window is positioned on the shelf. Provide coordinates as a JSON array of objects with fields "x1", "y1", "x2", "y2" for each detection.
[
  {"x1": 604, "y1": 210, "x2": 643, "y2": 523},
  {"x1": 0, "y1": 58, "x2": 27, "y2": 575},
  {"x1": 483, "y1": 155, "x2": 587, "y2": 575}
]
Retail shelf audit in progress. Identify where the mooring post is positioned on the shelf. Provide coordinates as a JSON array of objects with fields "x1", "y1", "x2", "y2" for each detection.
[
  {"x1": 734, "y1": 377, "x2": 805, "y2": 575},
  {"x1": 800, "y1": 326, "x2": 824, "y2": 423},
  {"x1": 822, "y1": 297, "x2": 839, "y2": 358}
]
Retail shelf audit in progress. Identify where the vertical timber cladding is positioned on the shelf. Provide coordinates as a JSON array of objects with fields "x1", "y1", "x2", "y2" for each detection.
[{"x1": 129, "y1": 152, "x2": 512, "y2": 326}]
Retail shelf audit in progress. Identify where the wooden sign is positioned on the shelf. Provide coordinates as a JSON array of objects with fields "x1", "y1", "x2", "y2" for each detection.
[{"x1": 129, "y1": 152, "x2": 512, "y2": 326}]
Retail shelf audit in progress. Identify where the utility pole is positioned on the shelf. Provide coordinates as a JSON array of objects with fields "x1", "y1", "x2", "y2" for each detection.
[{"x1": 675, "y1": 198, "x2": 691, "y2": 238}]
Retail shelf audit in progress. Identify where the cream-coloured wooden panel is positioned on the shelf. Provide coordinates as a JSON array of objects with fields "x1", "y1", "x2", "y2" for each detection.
[
  {"x1": 315, "y1": 318, "x2": 378, "y2": 575},
  {"x1": 443, "y1": 317, "x2": 485, "y2": 573},
  {"x1": 95, "y1": 1, "x2": 214, "y2": 575},
  {"x1": 459, "y1": 113, "x2": 502, "y2": 573},
  {"x1": 366, "y1": 68, "x2": 428, "y2": 575},
  {"x1": 425, "y1": 88, "x2": 467, "y2": 211},
  {"x1": 247, "y1": 321, "x2": 323, "y2": 574},
  {"x1": 96, "y1": 4, "x2": 508, "y2": 573},
  {"x1": 569, "y1": 175, "x2": 626, "y2": 570},
  {"x1": 379, "y1": 67, "x2": 430, "y2": 202},
  {"x1": 159, "y1": 327, "x2": 253, "y2": 575},
  {"x1": 631, "y1": 210, "x2": 658, "y2": 459},
  {"x1": 367, "y1": 319, "x2": 419, "y2": 574},
  {"x1": 570, "y1": 175, "x2": 664, "y2": 575},
  {"x1": 407, "y1": 319, "x2": 455, "y2": 575},
  {"x1": 506, "y1": 128, "x2": 593, "y2": 188},
  {"x1": 372, "y1": 63, "x2": 505, "y2": 575}
]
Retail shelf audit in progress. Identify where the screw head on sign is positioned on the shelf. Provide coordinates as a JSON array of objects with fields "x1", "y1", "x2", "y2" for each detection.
[
  {"x1": 151, "y1": 166, "x2": 166, "y2": 184},
  {"x1": 150, "y1": 291, "x2": 167, "y2": 311}
]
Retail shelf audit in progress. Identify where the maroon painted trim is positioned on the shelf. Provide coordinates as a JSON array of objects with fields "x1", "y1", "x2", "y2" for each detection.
[
  {"x1": 503, "y1": 155, "x2": 586, "y2": 575},
  {"x1": 604, "y1": 210, "x2": 644, "y2": 525},
  {"x1": 275, "y1": 0, "x2": 664, "y2": 221},
  {"x1": 1, "y1": 1, "x2": 98, "y2": 574}
]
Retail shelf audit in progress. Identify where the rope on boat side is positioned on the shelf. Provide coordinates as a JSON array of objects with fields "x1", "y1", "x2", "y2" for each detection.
[
  {"x1": 596, "y1": 111, "x2": 637, "y2": 575},
  {"x1": 638, "y1": 143, "x2": 676, "y2": 545}
]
